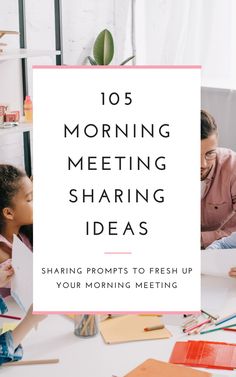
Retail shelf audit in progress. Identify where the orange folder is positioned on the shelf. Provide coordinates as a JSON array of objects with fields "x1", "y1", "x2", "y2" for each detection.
[
  {"x1": 124, "y1": 358, "x2": 212, "y2": 377},
  {"x1": 169, "y1": 340, "x2": 236, "y2": 370}
]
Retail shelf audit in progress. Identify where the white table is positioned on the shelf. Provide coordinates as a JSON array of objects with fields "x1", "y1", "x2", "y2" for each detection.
[{"x1": 1, "y1": 276, "x2": 236, "y2": 377}]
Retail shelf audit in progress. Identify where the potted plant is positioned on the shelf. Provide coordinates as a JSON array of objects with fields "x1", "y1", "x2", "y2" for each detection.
[{"x1": 87, "y1": 29, "x2": 135, "y2": 66}]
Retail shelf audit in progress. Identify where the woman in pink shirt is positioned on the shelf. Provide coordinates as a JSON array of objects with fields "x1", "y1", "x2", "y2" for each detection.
[{"x1": 201, "y1": 110, "x2": 236, "y2": 248}]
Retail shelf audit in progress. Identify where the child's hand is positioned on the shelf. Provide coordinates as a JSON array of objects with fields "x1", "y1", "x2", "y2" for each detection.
[
  {"x1": 229, "y1": 267, "x2": 236, "y2": 278},
  {"x1": 0, "y1": 259, "x2": 14, "y2": 287}
]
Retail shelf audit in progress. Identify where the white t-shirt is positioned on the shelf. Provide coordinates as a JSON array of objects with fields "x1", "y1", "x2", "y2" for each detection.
[{"x1": 201, "y1": 180, "x2": 207, "y2": 199}]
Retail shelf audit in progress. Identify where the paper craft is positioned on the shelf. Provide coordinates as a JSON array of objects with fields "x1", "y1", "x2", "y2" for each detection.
[
  {"x1": 124, "y1": 358, "x2": 212, "y2": 377},
  {"x1": 169, "y1": 340, "x2": 236, "y2": 370},
  {"x1": 11, "y1": 235, "x2": 33, "y2": 312},
  {"x1": 2, "y1": 322, "x2": 17, "y2": 334},
  {"x1": 99, "y1": 315, "x2": 171, "y2": 344},
  {"x1": 201, "y1": 249, "x2": 236, "y2": 277},
  {"x1": 201, "y1": 274, "x2": 236, "y2": 315}
]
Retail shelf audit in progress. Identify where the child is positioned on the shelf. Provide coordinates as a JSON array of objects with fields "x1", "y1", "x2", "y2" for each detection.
[
  {"x1": 0, "y1": 264, "x2": 46, "y2": 365},
  {"x1": 0, "y1": 165, "x2": 46, "y2": 364},
  {"x1": 0, "y1": 164, "x2": 33, "y2": 296}
]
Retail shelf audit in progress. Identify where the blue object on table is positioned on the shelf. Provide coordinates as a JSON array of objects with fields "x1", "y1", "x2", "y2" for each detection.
[
  {"x1": 0, "y1": 331, "x2": 23, "y2": 365},
  {"x1": 0, "y1": 296, "x2": 8, "y2": 315}
]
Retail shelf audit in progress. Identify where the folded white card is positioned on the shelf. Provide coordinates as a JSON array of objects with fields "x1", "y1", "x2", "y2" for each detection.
[
  {"x1": 201, "y1": 249, "x2": 236, "y2": 277},
  {"x1": 11, "y1": 235, "x2": 33, "y2": 312}
]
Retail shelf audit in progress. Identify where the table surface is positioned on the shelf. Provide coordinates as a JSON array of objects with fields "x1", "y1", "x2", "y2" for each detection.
[{"x1": 1, "y1": 275, "x2": 236, "y2": 377}]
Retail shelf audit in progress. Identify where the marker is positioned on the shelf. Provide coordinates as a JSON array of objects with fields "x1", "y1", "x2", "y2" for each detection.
[
  {"x1": 201, "y1": 309, "x2": 218, "y2": 320},
  {"x1": 215, "y1": 313, "x2": 236, "y2": 326},
  {"x1": 183, "y1": 318, "x2": 211, "y2": 333},
  {"x1": 182, "y1": 318, "x2": 197, "y2": 328},
  {"x1": 144, "y1": 324, "x2": 164, "y2": 332},
  {"x1": 3, "y1": 358, "x2": 59, "y2": 366},
  {"x1": 188, "y1": 322, "x2": 212, "y2": 335}
]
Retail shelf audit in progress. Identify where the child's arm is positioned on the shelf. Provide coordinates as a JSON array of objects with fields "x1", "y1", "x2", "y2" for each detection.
[
  {"x1": 0, "y1": 305, "x2": 47, "y2": 365},
  {"x1": 12, "y1": 305, "x2": 47, "y2": 347}
]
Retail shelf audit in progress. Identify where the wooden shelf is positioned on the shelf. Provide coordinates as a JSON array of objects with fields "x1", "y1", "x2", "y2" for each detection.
[
  {"x1": 0, "y1": 122, "x2": 32, "y2": 136},
  {"x1": 0, "y1": 49, "x2": 61, "y2": 61}
]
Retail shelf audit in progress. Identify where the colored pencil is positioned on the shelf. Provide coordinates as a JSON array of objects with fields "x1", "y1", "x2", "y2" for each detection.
[
  {"x1": 215, "y1": 313, "x2": 236, "y2": 326},
  {"x1": 223, "y1": 328, "x2": 236, "y2": 332},
  {"x1": 0, "y1": 314, "x2": 21, "y2": 320},
  {"x1": 3, "y1": 358, "x2": 59, "y2": 366},
  {"x1": 200, "y1": 323, "x2": 236, "y2": 334}
]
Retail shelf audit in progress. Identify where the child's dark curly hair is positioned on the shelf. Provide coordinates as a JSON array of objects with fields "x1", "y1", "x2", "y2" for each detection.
[{"x1": 0, "y1": 165, "x2": 26, "y2": 232}]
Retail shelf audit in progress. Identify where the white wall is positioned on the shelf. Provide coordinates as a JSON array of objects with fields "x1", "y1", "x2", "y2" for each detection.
[
  {"x1": 135, "y1": 0, "x2": 236, "y2": 88},
  {"x1": 61, "y1": 0, "x2": 133, "y2": 65},
  {"x1": 202, "y1": 87, "x2": 236, "y2": 151},
  {"x1": 0, "y1": 0, "x2": 134, "y2": 169},
  {"x1": 0, "y1": 0, "x2": 22, "y2": 110},
  {"x1": 0, "y1": 1, "x2": 24, "y2": 169}
]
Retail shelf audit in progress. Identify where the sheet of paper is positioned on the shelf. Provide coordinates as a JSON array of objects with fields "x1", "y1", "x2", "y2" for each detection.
[
  {"x1": 11, "y1": 235, "x2": 33, "y2": 312},
  {"x1": 2, "y1": 322, "x2": 17, "y2": 334},
  {"x1": 99, "y1": 315, "x2": 171, "y2": 344},
  {"x1": 201, "y1": 249, "x2": 236, "y2": 277},
  {"x1": 201, "y1": 275, "x2": 236, "y2": 315}
]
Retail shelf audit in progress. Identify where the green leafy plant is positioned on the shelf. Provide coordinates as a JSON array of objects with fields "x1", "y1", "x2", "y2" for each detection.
[{"x1": 88, "y1": 29, "x2": 135, "y2": 66}]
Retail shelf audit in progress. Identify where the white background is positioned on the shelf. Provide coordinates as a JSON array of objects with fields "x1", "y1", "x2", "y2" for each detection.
[{"x1": 33, "y1": 67, "x2": 200, "y2": 312}]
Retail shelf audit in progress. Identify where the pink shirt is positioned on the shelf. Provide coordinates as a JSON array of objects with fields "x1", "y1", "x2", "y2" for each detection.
[{"x1": 201, "y1": 148, "x2": 236, "y2": 248}]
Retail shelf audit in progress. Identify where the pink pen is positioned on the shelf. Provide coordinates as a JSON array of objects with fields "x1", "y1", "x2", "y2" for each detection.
[
  {"x1": 184, "y1": 318, "x2": 212, "y2": 333},
  {"x1": 188, "y1": 322, "x2": 213, "y2": 335}
]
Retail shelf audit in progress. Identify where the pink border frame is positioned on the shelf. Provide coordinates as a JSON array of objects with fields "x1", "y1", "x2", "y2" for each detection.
[
  {"x1": 33, "y1": 65, "x2": 201, "y2": 69},
  {"x1": 33, "y1": 311, "x2": 201, "y2": 315},
  {"x1": 33, "y1": 64, "x2": 201, "y2": 315}
]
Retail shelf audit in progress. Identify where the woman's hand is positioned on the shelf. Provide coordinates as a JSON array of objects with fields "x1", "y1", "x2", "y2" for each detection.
[
  {"x1": 229, "y1": 267, "x2": 236, "y2": 278},
  {"x1": 0, "y1": 259, "x2": 14, "y2": 287}
]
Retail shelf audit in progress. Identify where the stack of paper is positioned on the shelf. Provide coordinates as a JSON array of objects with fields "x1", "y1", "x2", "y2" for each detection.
[{"x1": 11, "y1": 235, "x2": 33, "y2": 312}]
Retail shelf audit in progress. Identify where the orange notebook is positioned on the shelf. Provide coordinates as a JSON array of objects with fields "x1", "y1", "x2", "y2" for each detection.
[{"x1": 124, "y1": 359, "x2": 212, "y2": 377}]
